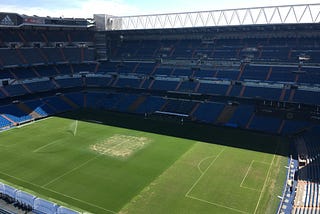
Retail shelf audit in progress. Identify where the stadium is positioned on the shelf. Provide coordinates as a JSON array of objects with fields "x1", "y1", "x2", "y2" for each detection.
[{"x1": 0, "y1": 3, "x2": 319, "y2": 214}]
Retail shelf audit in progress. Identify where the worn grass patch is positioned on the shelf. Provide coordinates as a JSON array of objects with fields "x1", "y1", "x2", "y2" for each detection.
[{"x1": 90, "y1": 134, "x2": 152, "y2": 159}]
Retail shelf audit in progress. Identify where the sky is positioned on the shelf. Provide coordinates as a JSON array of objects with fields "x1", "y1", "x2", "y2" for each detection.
[{"x1": 0, "y1": 0, "x2": 319, "y2": 18}]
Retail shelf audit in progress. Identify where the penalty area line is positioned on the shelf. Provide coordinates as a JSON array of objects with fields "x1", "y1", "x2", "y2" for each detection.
[
  {"x1": 240, "y1": 159, "x2": 273, "y2": 191},
  {"x1": 253, "y1": 151, "x2": 277, "y2": 214},
  {"x1": 186, "y1": 194, "x2": 249, "y2": 214},
  {"x1": 185, "y1": 148, "x2": 225, "y2": 197},
  {"x1": 240, "y1": 160, "x2": 254, "y2": 188}
]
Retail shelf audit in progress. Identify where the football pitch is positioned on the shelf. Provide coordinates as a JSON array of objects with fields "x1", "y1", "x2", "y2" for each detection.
[{"x1": 0, "y1": 110, "x2": 288, "y2": 214}]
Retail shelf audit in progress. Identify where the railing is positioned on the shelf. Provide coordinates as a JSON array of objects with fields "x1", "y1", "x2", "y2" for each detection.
[
  {"x1": 277, "y1": 155, "x2": 295, "y2": 214},
  {"x1": 0, "y1": 182, "x2": 79, "y2": 214}
]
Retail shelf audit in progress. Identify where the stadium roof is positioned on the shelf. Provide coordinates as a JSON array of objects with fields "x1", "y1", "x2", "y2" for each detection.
[{"x1": 95, "y1": 3, "x2": 320, "y2": 31}]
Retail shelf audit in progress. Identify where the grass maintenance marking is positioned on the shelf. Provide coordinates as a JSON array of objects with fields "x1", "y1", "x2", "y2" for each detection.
[
  {"x1": 0, "y1": 170, "x2": 117, "y2": 214},
  {"x1": 33, "y1": 140, "x2": 63, "y2": 153},
  {"x1": 90, "y1": 134, "x2": 151, "y2": 159},
  {"x1": 42, "y1": 155, "x2": 101, "y2": 187},
  {"x1": 253, "y1": 153, "x2": 276, "y2": 214},
  {"x1": 240, "y1": 185, "x2": 261, "y2": 192},
  {"x1": 0, "y1": 142, "x2": 19, "y2": 148}
]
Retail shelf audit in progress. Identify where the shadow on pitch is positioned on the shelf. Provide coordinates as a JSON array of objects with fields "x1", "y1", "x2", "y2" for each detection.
[{"x1": 59, "y1": 109, "x2": 290, "y2": 157}]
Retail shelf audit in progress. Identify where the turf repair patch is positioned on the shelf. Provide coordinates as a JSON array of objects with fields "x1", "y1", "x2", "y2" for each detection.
[{"x1": 90, "y1": 134, "x2": 151, "y2": 159}]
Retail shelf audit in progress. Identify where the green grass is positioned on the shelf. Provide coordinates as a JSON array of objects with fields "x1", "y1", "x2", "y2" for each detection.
[{"x1": 0, "y1": 111, "x2": 289, "y2": 214}]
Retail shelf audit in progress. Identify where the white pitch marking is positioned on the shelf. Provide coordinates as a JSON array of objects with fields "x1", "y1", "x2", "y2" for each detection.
[
  {"x1": 253, "y1": 153, "x2": 277, "y2": 214},
  {"x1": 118, "y1": 143, "x2": 199, "y2": 213},
  {"x1": 185, "y1": 148, "x2": 225, "y2": 197},
  {"x1": 33, "y1": 140, "x2": 62, "y2": 153},
  {"x1": 73, "y1": 120, "x2": 78, "y2": 136},
  {"x1": 197, "y1": 156, "x2": 215, "y2": 174},
  {"x1": 42, "y1": 155, "x2": 100, "y2": 187},
  {"x1": 240, "y1": 160, "x2": 254, "y2": 188},
  {"x1": 186, "y1": 194, "x2": 249, "y2": 214},
  {"x1": 240, "y1": 160, "x2": 272, "y2": 190}
]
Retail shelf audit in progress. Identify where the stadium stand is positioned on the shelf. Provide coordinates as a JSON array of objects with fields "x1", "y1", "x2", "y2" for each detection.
[
  {"x1": 33, "y1": 198, "x2": 59, "y2": 214},
  {"x1": 24, "y1": 99, "x2": 49, "y2": 117},
  {"x1": 192, "y1": 102, "x2": 225, "y2": 123},
  {"x1": 0, "y1": 5, "x2": 319, "y2": 214},
  {"x1": 161, "y1": 99, "x2": 195, "y2": 115},
  {"x1": 134, "y1": 96, "x2": 166, "y2": 114},
  {"x1": 0, "y1": 105, "x2": 32, "y2": 124},
  {"x1": 2, "y1": 84, "x2": 28, "y2": 97},
  {"x1": 292, "y1": 126, "x2": 320, "y2": 214},
  {"x1": 0, "y1": 115, "x2": 12, "y2": 129}
]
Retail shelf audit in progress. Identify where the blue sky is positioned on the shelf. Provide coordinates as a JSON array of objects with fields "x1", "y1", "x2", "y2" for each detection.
[{"x1": 0, "y1": 0, "x2": 319, "y2": 18}]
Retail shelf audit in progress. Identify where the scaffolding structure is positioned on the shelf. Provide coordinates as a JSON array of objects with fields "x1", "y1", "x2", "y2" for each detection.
[{"x1": 95, "y1": 4, "x2": 320, "y2": 31}]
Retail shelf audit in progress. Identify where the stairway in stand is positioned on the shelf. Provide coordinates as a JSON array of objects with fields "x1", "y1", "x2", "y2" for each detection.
[
  {"x1": 16, "y1": 102, "x2": 42, "y2": 119},
  {"x1": 59, "y1": 95, "x2": 79, "y2": 109},
  {"x1": 216, "y1": 105, "x2": 238, "y2": 124},
  {"x1": 128, "y1": 96, "x2": 147, "y2": 112}
]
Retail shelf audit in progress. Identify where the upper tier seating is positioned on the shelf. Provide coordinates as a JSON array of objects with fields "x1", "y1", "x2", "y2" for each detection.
[
  {"x1": 25, "y1": 80, "x2": 56, "y2": 93},
  {"x1": 3, "y1": 84, "x2": 28, "y2": 97},
  {"x1": 55, "y1": 78, "x2": 83, "y2": 88},
  {"x1": 0, "y1": 49, "x2": 22, "y2": 66}
]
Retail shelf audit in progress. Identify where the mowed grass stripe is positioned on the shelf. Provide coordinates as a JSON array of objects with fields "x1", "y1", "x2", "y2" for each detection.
[{"x1": 33, "y1": 140, "x2": 65, "y2": 153}]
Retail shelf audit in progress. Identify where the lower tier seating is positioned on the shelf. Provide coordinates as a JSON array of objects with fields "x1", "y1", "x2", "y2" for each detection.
[{"x1": 0, "y1": 91, "x2": 313, "y2": 136}]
